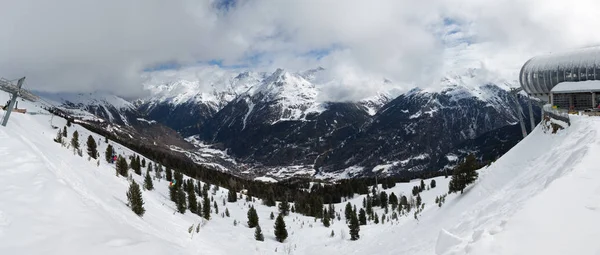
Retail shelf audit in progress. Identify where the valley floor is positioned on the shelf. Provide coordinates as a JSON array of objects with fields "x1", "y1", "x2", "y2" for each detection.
[{"x1": 1, "y1": 94, "x2": 599, "y2": 255}]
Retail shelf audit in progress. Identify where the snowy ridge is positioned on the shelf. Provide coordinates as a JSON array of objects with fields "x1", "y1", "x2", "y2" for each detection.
[
  {"x1": 38, "y1": 91, "x2": 135, "y2": 110},
  {"x1": 248, "y1": 69, "x2": 326, "y2": 123},
  {"x1": 139, "y1": 67, "x2": 264, "y2": 112},
  {"x1": 359, "y1": 92, "x2": 393, "y2": 116},
  {"x1": 36, "y1": 91, "x2": 136, "y2": 125}
]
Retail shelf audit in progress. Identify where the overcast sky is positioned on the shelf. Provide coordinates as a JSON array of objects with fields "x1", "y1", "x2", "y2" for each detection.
[{"x1": 1, "y1": 0, "x2": 600, "y2": 100}]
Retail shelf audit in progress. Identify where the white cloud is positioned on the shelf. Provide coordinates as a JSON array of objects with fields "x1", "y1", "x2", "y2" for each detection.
[{"x1": 1, "y1": 0, "x2": 600, "y2": 100}]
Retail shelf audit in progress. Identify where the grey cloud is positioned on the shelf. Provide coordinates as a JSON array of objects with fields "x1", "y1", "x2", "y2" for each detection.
[{"x1": 1, "y1": 0, "x2": 600, "y2": 100}]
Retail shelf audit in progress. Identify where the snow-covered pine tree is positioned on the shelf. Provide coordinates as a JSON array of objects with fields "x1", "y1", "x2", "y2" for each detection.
[
  {"x1": 274, "y1": 214, "x2": 288, "y2": 242},
  {"x1": 126, "y1": 180, "x2": 145, "y2": 217},
  {"x1": 62, "y1": 126, "x2": 67, "y2": 137},
  {"x1": 270, "y1": 212, "x2": 274, "y2": 220}
]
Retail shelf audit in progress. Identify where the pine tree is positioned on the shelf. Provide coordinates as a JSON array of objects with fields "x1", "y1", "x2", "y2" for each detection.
[
  {"x1": 169, "y1": 184, "x2": 177, "y2": 202},
  {"x1": 105, "y1": 144, "x2": 113, "y2": 163},
  {"x1": 322, "y1": 211, "x2": 331, "y2": 227},
  {"x1": 430, "y1": 179, "x2": 436, "y2": 188},
  {"x1": 358, "y1": 208, "x2": 367, "y2": 225},
  {"x1": 143, "y1": 170, "x2": 154, "y2": 191},
  {"x1": 416, "y1": 194, "x2": 422, "y2": 207},
  {"x1": 141, "y1": 158, "x2": 146, "y2": 168},
  {"x1": 349, "y1": 210, "x2": 360, "y2": 240},
  {"x1": 420, "y1": 179, "x2": 426, "y2": 192},
  {"x1": 166, "y1": 168, "x2": 173, "y2": 182},
  {"x1": 366, "y1": 197, "x2": 373, "y2": 216},
  {"x1": 71, "y1": 130, "x2": 79, "y2": 149},
  {"x1": 116, "y1": 155, "x2": 128, "y2": 177},
  {"x1": 274, "y1": 214, "x2": 288, "y2": 243},
  {"x1": 176, "y1": 186, "x2": 187, "y2": 214},
  {"x1": 197, "y1": 201, "x2": 203, "y2": 217},
  {"x1": 328, "y1": 204, "x2": 335, "y2": 219},
  {"x1": 380, "y1": 191, "x2": 388, "y2": 209},
  {"x1": 155, "y1": 164, "x2": 162, "y2": 180},
  {"x1": 135, "y1": 155, "x2": 141, "y2": 172},
  {"x1": 86, "y1": 135, "x2": 97, "y2": 159},
  {"x1": 449, "y1": 154, "x2": 479, "y2": 194},
  {"x1": 344, "y1": 202, "x2": 352, "y2": 223},
  {"x1": 62, "y1": 126, "x2": 68, "y2": 137},
  {"x1": 225, "y1": 208, "x2": 230, "y2": 217},
  {"x1": 270, "y1": 212, "x2": 275, "y2": 220},
  {"x1": 254, "y1": 224, "x2": 264, "y2": 241},
  {"x1": 126, "y1": 180, "x2": 145, "y2": 216},
  {"x1": 389, "y1": 192, "x2": 398, "y2": 211},
  {"x1": 54, "y1": 130, "x2": 63, "y2": 143},
  {"x1": 213, "y1": 200, "x2": 219, "y2": 214},
  {"x1": 227, "y1": 188, "x2": 237, "y2": 203},
  {"x1": 374, "y1": 212, "x2": 379, "y2": 224},
  {"x1": 247, "y1": 206, "x2": 259, "y2": 228},
  {"x1": 278, "y1": 198, "x2": 290, "y2": 216},
  {"x1": 188, "y1": 190, "x2": 198, "y2": 213}
]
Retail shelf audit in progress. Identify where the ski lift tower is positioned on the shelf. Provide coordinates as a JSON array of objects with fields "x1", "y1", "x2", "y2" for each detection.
[
  {"x1": 0, "y1": 77, "x2": 38, "y2": 127},
  {"x1": 508, "y1": 87, "x2": 528, "y2": 139}
]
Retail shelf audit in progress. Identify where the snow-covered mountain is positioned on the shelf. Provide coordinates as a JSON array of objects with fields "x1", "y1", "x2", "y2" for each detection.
[
  {"x1": 35, "y1": 91, "x2": 136, "y2": 125},
  {"x1": 135, "y1": 67, "x2": 394, "y2": 134},
  {"x1": 36, "y1": 67, "x2": 539, "y2": 179},
  {"x1": 1, "y1": 91, "x2": 597, "y2": 254}
]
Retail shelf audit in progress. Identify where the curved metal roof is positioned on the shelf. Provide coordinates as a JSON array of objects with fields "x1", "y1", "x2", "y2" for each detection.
[{"x1": 519, "y1": 46, "x2": 600, "y2": 99}]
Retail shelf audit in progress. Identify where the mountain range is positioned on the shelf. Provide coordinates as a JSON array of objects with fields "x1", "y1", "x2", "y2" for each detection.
[{"x1": 38, "y1": 67, "x2": 539, "y2": 180}]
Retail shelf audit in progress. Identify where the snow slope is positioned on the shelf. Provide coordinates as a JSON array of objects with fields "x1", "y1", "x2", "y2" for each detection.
[{"x1": 1, "y1": 90, "x2": 600, "y2": 255}]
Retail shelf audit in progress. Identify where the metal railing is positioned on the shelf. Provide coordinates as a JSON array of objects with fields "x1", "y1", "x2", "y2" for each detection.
[{"x1": 543, "y1": 104, "x2": 570, "y2": 126}]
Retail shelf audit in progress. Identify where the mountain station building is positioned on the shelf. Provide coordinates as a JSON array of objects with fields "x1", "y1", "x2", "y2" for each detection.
[{"x1": 520, "y1": 47, "x2": 600, "y2": 111}]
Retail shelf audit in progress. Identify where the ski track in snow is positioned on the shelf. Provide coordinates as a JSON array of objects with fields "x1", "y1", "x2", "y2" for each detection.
[{"x1": 1, "y1": 92, "x2": 600, "y2": 255}]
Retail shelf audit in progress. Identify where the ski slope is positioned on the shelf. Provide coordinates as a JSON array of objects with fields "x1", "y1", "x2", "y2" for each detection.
[{"x1": 1, "y1": 92, "x2": 599, "y2": 255}]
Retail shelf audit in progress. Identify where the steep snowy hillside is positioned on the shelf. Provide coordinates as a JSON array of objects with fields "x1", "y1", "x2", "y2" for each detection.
[{"x1": 1, "y1": 91, "x2": 598, "y2": 255}]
